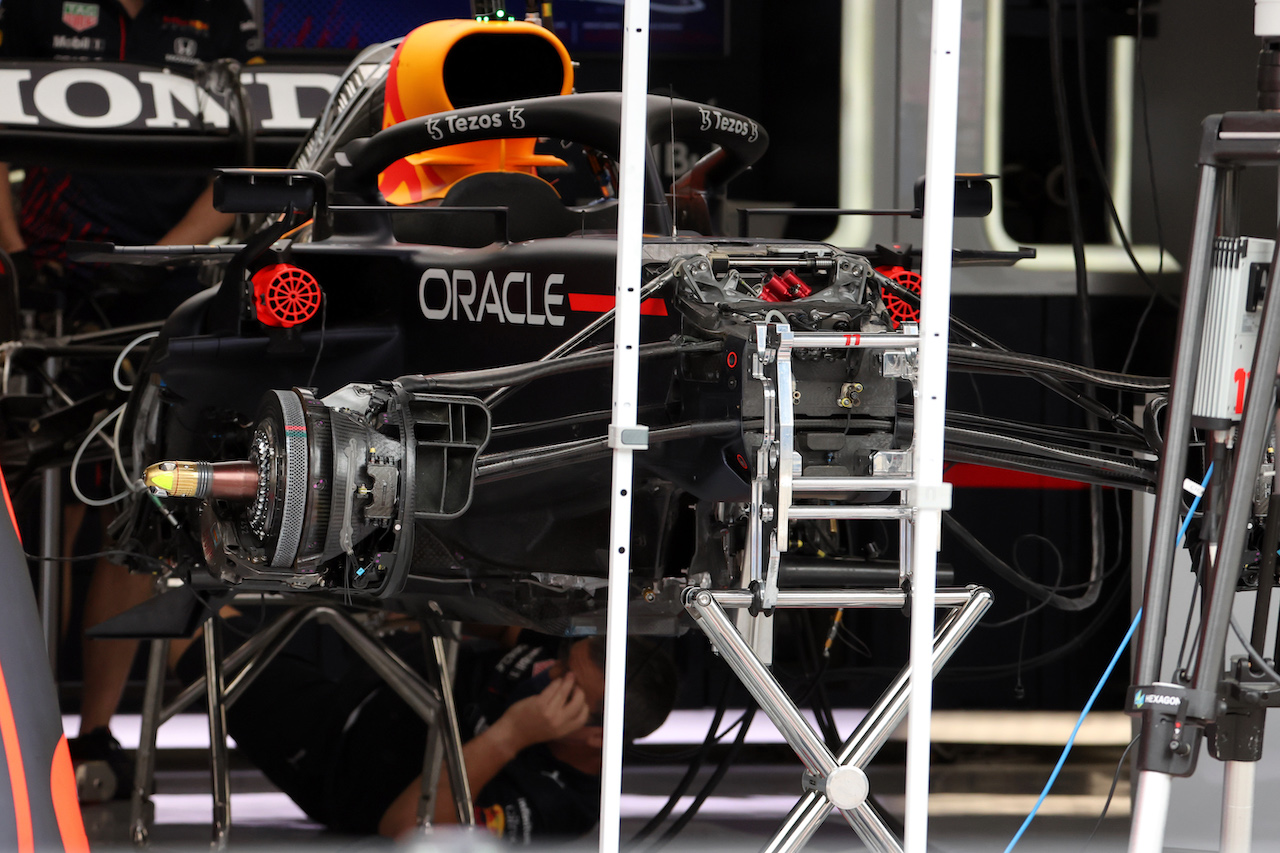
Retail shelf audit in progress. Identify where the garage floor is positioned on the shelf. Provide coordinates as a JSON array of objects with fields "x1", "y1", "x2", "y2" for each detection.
[{"x1": 70, "y1": 711, "x2": 1142, "y2": 852}]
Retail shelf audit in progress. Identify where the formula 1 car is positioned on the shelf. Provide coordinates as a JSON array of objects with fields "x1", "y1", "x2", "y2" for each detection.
[{"x1": 15, "y1": 19, "x2": 1164, "y2": 638}]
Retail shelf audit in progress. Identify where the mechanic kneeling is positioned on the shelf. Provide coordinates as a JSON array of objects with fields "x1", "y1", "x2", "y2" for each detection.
[{"x1": 173, "y1": 619, "x2": 677, "y2": 842}]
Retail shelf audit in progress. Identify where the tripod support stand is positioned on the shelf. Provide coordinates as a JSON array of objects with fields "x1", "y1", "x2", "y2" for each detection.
[{"x1": 1128, "y1": 109, "x2": 1280, "y2": 853}]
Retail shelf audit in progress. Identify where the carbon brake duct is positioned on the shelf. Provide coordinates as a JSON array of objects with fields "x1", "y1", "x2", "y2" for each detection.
[{"x1": 145, "y1": 382, "x2": 489, "y2": 596}]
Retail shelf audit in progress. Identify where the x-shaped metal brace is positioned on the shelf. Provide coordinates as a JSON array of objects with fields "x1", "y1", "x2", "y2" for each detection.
[{"x1": 683, "y1": 585, "x2": 993, "y2": 853}]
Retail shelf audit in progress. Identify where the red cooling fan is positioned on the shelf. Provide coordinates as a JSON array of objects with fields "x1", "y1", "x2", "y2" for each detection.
[
  {"x1": 252, "y1": 264, "x2": 322, "y2": 328},
  {"x1": 876, "y1": 266, "x2": 921, "y2": 328}
]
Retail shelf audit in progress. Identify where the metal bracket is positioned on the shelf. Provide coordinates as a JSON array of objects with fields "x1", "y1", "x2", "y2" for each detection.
[
  {"x1": 607, "y1": 424, "x2": 650, "y2": 450},
  {"x1": 871, "y1": 449, "x2": 913, "y2": 477},
  {"x1": 909, "y1": 483, "x2": 953, "y2": 512}
]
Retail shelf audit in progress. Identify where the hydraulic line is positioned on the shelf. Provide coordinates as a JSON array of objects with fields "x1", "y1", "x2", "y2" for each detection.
[
  {"x1": 947, "y1": 346, "x2": 1169, "y2": 391},
  {"x1": 939, "y1": 409, "x2": 1151, "y2": 453},
  {"x1": 944, "y1": 446, "x2": 1154, "y2": 492},
  {"x1": 880, "y1": 274, "x2": 1147, "y2": 438},
  {"x1": 398, "y1": 338, "x2": 721, "y2": 392},
  {"x1": 945, "y1": 426, "x2": 1152, "y2": 473},
  {"x1": 901, "y1": 405, "x2": 1152, "y2": 453},
  {"x1": 476, "y1": 419, "x2": 740, "y2": 482},
  {"x1": 484, "y1": 268, "x2": 678, "y2": 408}
]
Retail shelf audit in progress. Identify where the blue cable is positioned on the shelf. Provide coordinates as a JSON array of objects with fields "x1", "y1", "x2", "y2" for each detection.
[{"x1": 1003, "y1": 463, "x2": 1212, "y2": 852}]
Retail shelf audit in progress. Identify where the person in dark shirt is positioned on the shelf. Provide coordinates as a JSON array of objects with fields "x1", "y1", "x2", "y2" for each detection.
[
  {"x1": 0, "y1": 0, "x2": 259, "y2": 301},
  {"x1": 0, "y1": 0, "x2": 258, "y2": 790},
  {"x1": 174, "y1": 622, "x2": 678, "y2": 843}
]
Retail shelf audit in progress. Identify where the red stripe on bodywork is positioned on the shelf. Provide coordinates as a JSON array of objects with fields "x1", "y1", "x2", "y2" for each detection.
[
  {"x1": 0, "y1": 465, "x2": 17, "y2": 546},
  {"x1": 567, "y1": 294, "x2": 668, "y2": 316},
  {"x1": 50, "y1": 738, "x2": 87, "y2": 853},
  {"x1": 0, "y1": 658, "x2": 33, "y2": 853},
  {"x1": 943, "y1": 463, "x2": 1088, "y2": 490}
]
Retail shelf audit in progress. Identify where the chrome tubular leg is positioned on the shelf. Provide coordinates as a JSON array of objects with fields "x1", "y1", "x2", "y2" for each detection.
[
  {"x1": 203, "y1": 616, "x2": 230, "y2": 850},
  {"x1": 221, "y1": 606, "x2": 313, "y2": 708},
  {"x1": 685, "y1": 588, "x2": 894, "y2": 852},
  {"x1": 162, "y1": 605, "x2": 311, "y2": 724},
  {"x1": 316, "y1": 607, "x2": 441, "y2": 723},
  {"x1": 131, "y1": 638, "x2": 169, "y2": 848},
  {"x1": 417, "y1": 725, "x2": 445, "y2": 830},
  {"x1": 687, "y1": 589, "x2": 834, "y2": 773},
  {"x1": 432, "y1": 633, "x2": 474, "y2": 826},
  {"x1": 850, "y1": 802, "x2": 905, "y2": 853},
  {"x1": 840, "y1": 588, "x2": 992, "y2": 767},
  {"x1": 759, "y1": 587, "x2": 992, "y2": 853}
]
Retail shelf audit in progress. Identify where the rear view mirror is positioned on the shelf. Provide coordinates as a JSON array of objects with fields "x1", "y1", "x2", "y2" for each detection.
[
  {"x1": 213, "y1": 169, "x2": 326, "y2": 216},
  {"x1": 912, "y1": 174, "x2": 996, "y2": 219}
]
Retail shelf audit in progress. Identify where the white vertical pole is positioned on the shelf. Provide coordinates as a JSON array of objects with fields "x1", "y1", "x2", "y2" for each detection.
[
  {"x1": 1129, "y1": 770, "x2": 1173, "y2": 853},
  {"x1": 599, "y1": 2, "x2": 650, "y2": 853},
  {"x1": 1221, "y1": 761, "x2": 1256, "y2": 853},
  {"x1": 904, "y1": 0, "x2": 962, "y2": 851}
]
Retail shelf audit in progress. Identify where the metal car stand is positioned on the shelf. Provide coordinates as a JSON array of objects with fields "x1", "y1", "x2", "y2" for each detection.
[
  {"x1": 675, "y1": 317, "x2": 986, "y2": 853},
  {"x1": 1127, "y1": 108, "x2": 1280, "y2": 853},
  {"x1": 684, "y1": 585, "x2": 990, "y2": 853},
  {"x1": 129, "y1": 602, "x2": 473, "y2": 848}
]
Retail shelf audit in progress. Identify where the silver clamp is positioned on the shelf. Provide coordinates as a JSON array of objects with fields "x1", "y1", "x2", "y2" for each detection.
[{"x1": 801, "y1": 766, "x2": 870, "y2": 811}]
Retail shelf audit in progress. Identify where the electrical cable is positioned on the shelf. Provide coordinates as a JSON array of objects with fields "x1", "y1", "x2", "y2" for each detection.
[
  {"x1": 1046, "y1": 0, "x2": 1094, "y2": 373},
  {"x1": 976, "y1": 536, "x2": 1066, "y2": 629},
  {"x1": 1070, "y1": 0, "x2": 1172, "y2": 309},
  {"x1": 647, "y1": 703, "x2": 756, "y2": 850},
  {"x1": 1003, "y1": 465, "x2": 1212, "y2": 851},
  {"x1": 628, "y1": 678, "x2": 730, "y2": 846},
  {"x1": 23, "y1": 548, "x2": 162, "y2": 567},
  {"x1": 1047, "y1": 0, "x2": 1109, "y2": 651},
  {"x1": 642, "y1": 628, "x2": 835, "y2": 847},
  {"x1": 1229, "y1": 619, "x2": 1280, "y2": 685},
  {"x1": 819, "y1": 575, "x2": 1131, "y2": 685},
  {"x1": 939, "y1": 409, "x2": 1151, "y2": 453},
  {"x1": 1003, "y1": 607, "x2": 1141, "y2": 853},
  {"x1": 943, "y1": 514, "x2": 1101, "y2": 612},
  {"x1": 306, "y1": 293, "x2": 327, "y2": 389},
  {"x1": 945, "y1": 426, "x2": 1154, "y2": 475},
  {"x1": 1172, "y1": 580, "x2": 1202, "y2": 684},
  {"x1": 69, "y1": 404, "x2": 135, "y2": 507},
  {"x1": 1122, "y1": 0, "x2": 1171, "y2": 372},
  {"x1": 111, "y1": 330, "x2": 159, "y2": 392},
  {"x1": 1123, "y1": 291, "x2": 1161, "y2": 376},
  {"x1": 1082, "y1": 733, "x2": 1140, "y2": 850}
]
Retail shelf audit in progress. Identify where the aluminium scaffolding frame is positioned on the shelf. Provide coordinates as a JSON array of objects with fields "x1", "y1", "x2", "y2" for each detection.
[{"x1": 601, "y1": 1, "x2": 967, "y2": 851}]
